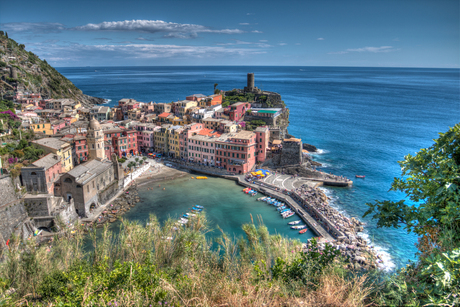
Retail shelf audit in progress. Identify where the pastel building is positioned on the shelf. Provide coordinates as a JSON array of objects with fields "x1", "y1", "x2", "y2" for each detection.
[
  {"x1": 215, "y1": 130, "x2": 257, "y2": 174},
  {"x1": 254, "y1": 126, "x2": 270, "y2": 163},
  {"x1": 32, "y1": 138, "x2": 74, "y2": 172},
  {"x1": 21, "y1": 153, "x2": 63, "y2": 194}
]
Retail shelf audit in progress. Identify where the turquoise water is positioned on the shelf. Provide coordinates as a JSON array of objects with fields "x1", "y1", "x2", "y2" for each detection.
[
  {"x1": 57, "y1": 66, "x2": 460, "y2": 269},
  {"x1": 112, "y1": 176, "x2": 314, "y2": 243}
]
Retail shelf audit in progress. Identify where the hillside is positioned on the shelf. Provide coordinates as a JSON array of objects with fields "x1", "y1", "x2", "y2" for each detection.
[{"x1": 0, "y1": 31, "x2": 104, "y2": 107}]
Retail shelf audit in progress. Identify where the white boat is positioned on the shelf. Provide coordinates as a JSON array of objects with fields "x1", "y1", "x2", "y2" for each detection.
[
  {"x1": 288, "y1": 220, "x2": 302, "y2": 225},
  {"x1": 290, "y1": 225, "x2": 306, "y2": 230},
  {"x1": 283, "y1": 212, "x2": 295, "y2": 219}
]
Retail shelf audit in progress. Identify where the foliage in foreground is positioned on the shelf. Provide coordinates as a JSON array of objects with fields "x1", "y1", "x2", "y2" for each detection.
[
  {"x1": 0, "y1": 216, "x2": 374, "y2": 307},
  {"x1": 365, "y1": 123, "x2": 460, "y2": 306}
]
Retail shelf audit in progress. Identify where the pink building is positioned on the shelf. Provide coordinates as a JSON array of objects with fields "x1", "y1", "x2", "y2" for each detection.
[
  {"x1": 187, "y1": 129, "x2": 221, "y2": 165},
  {"x1": 74, "y1": 135, "x2": 89, "y2": 164},
  {"x1": 179, "y1": 123, "x2": 203, "y2": 159},
  {"x1": 135, "y1": 123, "x2": 158, "y2": 153},
  {"x1": 254, "y1": 126, "x2": 269, "y2": 163},
  {"x1": 51, "y1": 120, "x2": 66, "y2": 134},
  {"x1": 21, "y1": 153, "x2": 63, "y2": 194},
  {"x1": 142, "y1": 102, "x2": 155, "y2": 114},
  {"x1": 225, "y1": 102, "x2": 250, "y2": 121},
  {"x1": 215, "y1": 130, "x2": 257, "y2": 174}
]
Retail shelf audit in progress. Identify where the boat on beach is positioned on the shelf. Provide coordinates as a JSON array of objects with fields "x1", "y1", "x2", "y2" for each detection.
[{"x1": 288, "y1": 220, "x2": 301, "y2": 225}]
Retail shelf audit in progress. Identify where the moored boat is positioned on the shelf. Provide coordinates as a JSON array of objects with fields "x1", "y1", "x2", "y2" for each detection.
[
  {"x1": 290, "y1": 225, "x2": 307, "y2": 230},
  {"x1": 299, "y1": 229, "x2": 308, "y2": 234},
  {"x1": 283, "y1": 212, "x2": 295, "y2": 219},
  {"x1": 355, "y1": 175, "x2": 365, "y2": 178},
  {"x1": 288, "y1": 220, "x2": 302, "y2": 225},
  {"x1": 195, "y1": 205, "x2": 204, "y2": 209}
]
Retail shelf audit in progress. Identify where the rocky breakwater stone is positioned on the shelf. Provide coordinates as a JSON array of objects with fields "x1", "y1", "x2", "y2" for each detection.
[{"x1": 100, "y1": 186, "x2": 141, "y2": 223}]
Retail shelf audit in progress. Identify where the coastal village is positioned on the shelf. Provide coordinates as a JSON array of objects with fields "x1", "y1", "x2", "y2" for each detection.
[{"x1": 0, "y1": 67, "x2": 380, "y2": 270}]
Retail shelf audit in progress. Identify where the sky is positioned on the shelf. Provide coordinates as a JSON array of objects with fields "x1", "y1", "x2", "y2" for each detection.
[{"x1": 0, "y1": 0, "x2": 458, "y2": 68}]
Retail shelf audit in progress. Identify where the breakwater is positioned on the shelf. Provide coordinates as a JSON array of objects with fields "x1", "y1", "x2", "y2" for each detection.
[{"x1": 229, "y1": 175, "x2": 381, "y2": 270}]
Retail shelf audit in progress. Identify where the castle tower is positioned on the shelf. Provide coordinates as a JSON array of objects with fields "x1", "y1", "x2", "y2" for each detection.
[
  {"x1": 87, "y1": 118, "x2": 106, "y2": 161},
  {"x1": 247, "y1": 73, "x2": 255, "y2": 91}
]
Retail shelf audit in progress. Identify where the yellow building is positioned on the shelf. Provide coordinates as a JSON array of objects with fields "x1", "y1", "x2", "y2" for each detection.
[
  {"x1": 31, "y1": 138, "x2": 74, "y2": 171},
  {"x1": 168, "y1": 126, "x2": 183, "y2": 158},
  {"x1": 154, "y1": 124, "x2": 171, "y2": 154},
  {"x1": 175, "y1": 100, "x2": 197, "y2": 117},
  {"x1": 32, "y1": 122, "x2": 53, "y2": 135}
]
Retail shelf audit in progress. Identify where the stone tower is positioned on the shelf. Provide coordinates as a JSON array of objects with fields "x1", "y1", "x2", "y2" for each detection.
[
  {"x1": 247, "y1": 73, "x2": 254, "y2": 91},
  {"x1": 87, "y1": 118, "x2": 106, "y2": 161}
]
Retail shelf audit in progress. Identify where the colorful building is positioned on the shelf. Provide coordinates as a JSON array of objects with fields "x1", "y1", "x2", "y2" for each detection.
[
  {"x1": 32, "y1": 138, "x2": 74, "y2": 172},
  {"x1": 215, "y1": 130, "x2": 257, "y2": 174}
]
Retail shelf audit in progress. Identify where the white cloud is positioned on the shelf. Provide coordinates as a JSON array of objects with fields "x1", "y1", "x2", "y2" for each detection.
[
  {"x1": 239, "y1": 23, "x2": 250, "y2": 25},
  {"x1": 216, "y1": 39, "x2": 271, "y2": 48},
  {"x1": 28, "y1": 42, "x2": 266, "y2": 64},
  {"x1": 279, "y1": 43, "x2": 287, "y2": 46},
  {"x1": 73, "y1": 20, "x2": 244, "y2": 38},
  {"x1": 317, "y1": 37, "x2": 325, "y2": 40},
  {"x1": 328, "y1": 46, "x2": 398, "y2": 54},
  {"x1": 259, "y1": 40, "x2": 268, "y2": 42},
  {"x1": 0, "y1": 22, "x2": 65, "y2": 33},
  {"x1": 252, "y1": 30, "x2": 262, "y2": 33},
  {"x1": 136, "y1": 37, "x2": 154, "y2": 41}
]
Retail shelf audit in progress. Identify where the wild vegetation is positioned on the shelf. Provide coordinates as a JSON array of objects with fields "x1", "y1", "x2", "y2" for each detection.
[
  {"x1": 0, "y1": 32, "x2": 102, "y2": 105},
  {"x1": 0, "y1": 215, "x2": 374, "y2": 307}
]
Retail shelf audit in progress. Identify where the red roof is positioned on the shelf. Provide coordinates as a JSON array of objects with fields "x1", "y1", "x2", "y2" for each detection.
[
  {"x1": 158, "y1": 112, "x2": 171, "y2": 118},
  {"x1": 198, "y1": 128, "x2": 222, "y2": 137}
]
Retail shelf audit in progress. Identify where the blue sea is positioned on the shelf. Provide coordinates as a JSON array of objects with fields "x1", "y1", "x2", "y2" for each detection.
[{"x1": 57, "y1": 66, "x2": 460, "y2": 269}]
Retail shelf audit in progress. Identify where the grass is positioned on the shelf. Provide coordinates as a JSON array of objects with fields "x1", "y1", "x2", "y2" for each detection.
[{"x1": 0, "y1": 214, "x2": 374, "y2": 306}]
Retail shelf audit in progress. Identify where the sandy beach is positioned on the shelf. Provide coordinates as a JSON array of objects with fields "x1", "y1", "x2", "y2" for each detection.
[{"x1": 135, "y1": 162, "x2": 189, "y2": 186}]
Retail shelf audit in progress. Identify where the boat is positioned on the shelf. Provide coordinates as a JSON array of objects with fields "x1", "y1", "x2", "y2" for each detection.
[
  {"x1": 355, "y1": 175, "x2": 365, "y2": 178},
  {"x1": 196, "y1": 176, "x2": 208, "y2": 179},
  {"x1": 195, "y1": 205, "x2": 204, "y2": 209},
  {"x1": 277, "y1": 206, "x2": 287, "y2": 211},
  {"x1": 288, "y1": 220, "x2": 302, "y2": 225},
  {"x1": 257, "y1": 197, "x2": 266, "y2": 201},
  {"x1": 283, "y1": 212, "x2": 296, "y2": 219},
  {"x1": 299, "y1": 229, "x2": 308, "y2": 234},
  {"x1": 192, "y1": 207, "x2": 202, "y2": 212},
  {"x1": 290, "y1": 225, "x2": 307, "y2": 230},
  {"x1": 280, "y1": 209, "x2": 291, "y2": 214}
]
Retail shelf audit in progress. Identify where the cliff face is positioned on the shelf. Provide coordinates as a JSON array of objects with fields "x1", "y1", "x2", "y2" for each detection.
[{"x1": 0, "y1": 32, "x2": 104, "y2": 107}]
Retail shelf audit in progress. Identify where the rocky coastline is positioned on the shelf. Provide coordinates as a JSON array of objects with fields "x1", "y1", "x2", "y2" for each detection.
[{"x1": 295, "y1": 185, "x2": 382, "y2": 270}]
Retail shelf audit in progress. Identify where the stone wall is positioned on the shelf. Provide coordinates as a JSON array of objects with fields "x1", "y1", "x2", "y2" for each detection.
[
  {"x1": 280, "y1": 141, "x2": 303, "y2": 166},
  {"x1": 0, "y1": 175, "x2": 34, "y2": 247},
  {"x1": 98, "y1": 180, "x2": 120, "y2": 204}
]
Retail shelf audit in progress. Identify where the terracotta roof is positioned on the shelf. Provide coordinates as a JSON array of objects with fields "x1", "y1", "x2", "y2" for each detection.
[
  {"x1": 198, "y1": 128, "x2": 222, "y2": 137},
  {"x1": 158, "y1": 112, "x2": 171, "y2": 118}
]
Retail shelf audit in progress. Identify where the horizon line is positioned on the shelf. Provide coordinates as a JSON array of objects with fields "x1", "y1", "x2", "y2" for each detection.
[{"x1": 53, "y1": 65, "x2": 460, "y2": 69}]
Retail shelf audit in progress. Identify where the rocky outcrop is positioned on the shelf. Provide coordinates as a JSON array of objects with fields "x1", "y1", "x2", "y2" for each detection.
[
  {"x1": 0, "y1": 33, "x2": 104, "y2": 108},
  {"x1": 303, "y1": 143, "x2": 318, "y2": 153}
]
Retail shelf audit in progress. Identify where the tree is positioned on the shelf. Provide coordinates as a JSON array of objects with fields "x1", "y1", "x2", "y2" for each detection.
[
  {"x1": 214, "y1": 83, "x2": 218, "y2": 90},
  {"x1": 364, "y1": 124, "x2": 460, "y2": 254}
]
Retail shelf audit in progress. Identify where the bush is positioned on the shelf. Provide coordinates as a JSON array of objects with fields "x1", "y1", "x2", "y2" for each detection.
[{"x1": 117, "y1": 157, "x2": 126, "y2": 163}]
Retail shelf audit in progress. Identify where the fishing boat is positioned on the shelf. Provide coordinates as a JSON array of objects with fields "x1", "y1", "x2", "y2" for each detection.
[
  {"x1": 355, "y1": 175, "x2": 365, "y2": 178},
  {"x1": 283, "y1": 212, "x2": 296, "y2": 219},
  {"x1": 291, "y1": 225, "x2": 307, "y2": 230},
  {"x1": 195, "y1": 205, "x2": 204, "y2": 209},
  {"x1": 299, "y1": 229, "x2": 308, "y2": 234},
  {"x1": 192, "y1": 208, "x2": 202, "y2": 212},
  {"x1": 288, "y1": 220, "x2": 302, "y2": 225}
]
